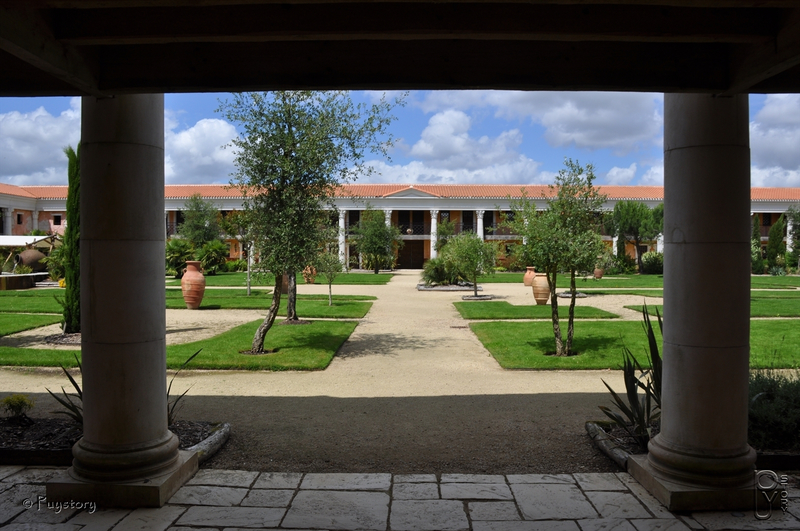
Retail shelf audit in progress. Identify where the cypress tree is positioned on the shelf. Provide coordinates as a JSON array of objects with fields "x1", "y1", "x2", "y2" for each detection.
[{"x1": 62, "y1": 144, "x2": 80, "y2": 333}]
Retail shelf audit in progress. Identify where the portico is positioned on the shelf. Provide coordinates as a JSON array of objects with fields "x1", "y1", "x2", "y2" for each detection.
[{"x1": 3, "y1": 0, "x2": 800, "y2": 511}]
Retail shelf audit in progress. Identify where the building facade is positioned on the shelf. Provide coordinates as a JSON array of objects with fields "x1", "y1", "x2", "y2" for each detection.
[{"x1": 2, "y1": 182, "x2": 798, "y2": 267}]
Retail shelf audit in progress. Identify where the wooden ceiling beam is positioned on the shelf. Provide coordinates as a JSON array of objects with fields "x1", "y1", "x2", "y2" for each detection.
[
  {"x1": 53, "y1": 4, "x2": 777, "y2": 45},
  {"x1": 723, "y1": 8, "x2": 800, "y2": 95},
  {"x1": 0, "y1": 6, "x2": 105, "y2": 96}
]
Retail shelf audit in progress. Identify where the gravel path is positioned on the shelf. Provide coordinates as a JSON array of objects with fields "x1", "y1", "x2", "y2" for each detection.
[{"x1": 0, "y1": 271, "x2": 657, "y2": 474}]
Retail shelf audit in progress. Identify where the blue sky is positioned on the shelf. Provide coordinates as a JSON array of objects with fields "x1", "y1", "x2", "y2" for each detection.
[{"x1": 1, "y1": 91, "x2": 798, "y2": 187}]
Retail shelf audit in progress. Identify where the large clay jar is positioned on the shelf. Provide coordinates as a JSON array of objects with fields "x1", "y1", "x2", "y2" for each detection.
[
  {"x1": 593, "y1": 268, "x2": 604, "y2": 280},
  {"x1": 15, "y1": 249, "x2": 47, "y2": 272},
  {"x1": 523, "y1": 266, "x2": 536, "y2": 286},
  {"x1": 532, "y1": 273, "x2": 550, "y2": 305},
  {"x1": 181, "y1": 261, "x2": 206, "y2": 310}
]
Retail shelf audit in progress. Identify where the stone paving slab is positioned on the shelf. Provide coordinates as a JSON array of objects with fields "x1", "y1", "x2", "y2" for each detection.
[
  {"x1": 390, "y1": 499, "x2": 469, "y2": 531},
  {"x1": 113, "y1": 506, "x2": 187, "y2": 531},
  {"x1": 176, "y1": 506, "x2": 285, "y2": 528},
  {"x1": 240, "y1": 489, "x2": 295, "y2": 507},
  {"x1": 396, "y1": 474, "x2": 438, "y2": 483},
  {"x1": 393, "y1": 482, "x2": 440, "y2": 500},
  {"x1": 689, "y1": 510, "x2": 800, "y2": 530},
  {"x1": 584, "y1": 491, "x2": 651, "y2": 519},
  {"x1": 511, "y1": 483, "x2": 599, "y2": 520},
  {"x1": 3, "y1": 524, "x2": 81, "y2": 530},
  {"x1": 507, "y1": 474, "x2": 576, "y2": 484},
  {"x1": 441, "y1": 474, "x2": 505, "y2": 484},
  {"x1": 467, "y1": 501, "x2": 520, "y2": 521},
  {"x1": 68, "y1": 508, "x2": 132, "y2": 531},
  {"x1": 629, "y1": 519, "x2": 692, "y2": 531},
  {"x1": 575, "y1": 473, "x2": 628, "y2": 491},
  {"x1": 615, "y1": 473, "x2": 675, "y2": 519},
  {"x1": 252, "y1": 472, "x2": 303, "y2": 490},
  {"x1": 473, "y1": 521, "x2": 581, "y2": 531},
  {"x1": 282, "y1": 490, "x2": 389, "y2": 530},
  {"x1": 169, "y1": 485, "x2": 249, "y2": 506},
  {"x1": 299, "y1": 473, "x2": 392, "y2": 491},
  {"x1": 577, "y1": 518, "x2": 638, "y2": 531},
  {"x1": 0, "y1": 466, "x2": 25, "y2": 482},
  {"x1": 440, "y1": 482, "x2": 513, "y2": 500},
  {"x1": 186, "y1": 469, "x2": 259, "y2": 488}
]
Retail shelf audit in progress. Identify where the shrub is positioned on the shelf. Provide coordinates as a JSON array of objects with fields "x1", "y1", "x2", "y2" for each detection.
[
  {"x1": 751, "y1": 240, "x2": 765, "y2": 275},
  {"x1": 41, "y1": 246, "x2": 66, "y2": 281},
  {"x1": 606, "y1": 253, "x2": 637, "y2": 275},
  {"x1": 2, "y1": 394, "x2": 34, "y2": 419},
  {"x1": 165, "y1": 239, "x2": 194, "y2": 278},
  {"x1": 769, "y1": 266, "x2": 786, "y2": 276},
  {"x1": 640, "y1": 251, "x2": 663, "y2": 275},
  {"x1": 421, "y1": 256, "x2": 460, "y2": 286},
  {"x1": 13, "y1": 265, "x2": 33, "y2": 275},
  {"x1": 766, "y1": 215, "x2": 786, "y2": 269},
  {"x1": 227, "y1": 259, "x2": 248, "y2": 272},
  {"x1": 196, "y1": 240, "x2": 229, "y2": 276},
  {"x1": 750, "y1": 368, "x2": 800, "y2": 451}
]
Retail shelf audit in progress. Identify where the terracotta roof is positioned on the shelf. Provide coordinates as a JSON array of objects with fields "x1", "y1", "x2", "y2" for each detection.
[
  {"x1": 751, "y1": 188, "x2": 800, "y2": 201},
  {"x1": 18, "y1": 186, "x2": 67, "y2": 199},
  {"x1": 0, "y1": 183, "x2": 36, "y2": 199},
  {"x1": 1, "y1": 182, "x2": 798, "y2": 203},
  {"x1": 165, "y1": 184, "x2": 244, "y2": 199}
]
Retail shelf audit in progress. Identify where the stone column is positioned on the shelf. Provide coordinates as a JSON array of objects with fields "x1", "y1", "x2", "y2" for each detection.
[
  {"x1": 430, "y1": 210, "x2": 439, "y2": 259},
  {"x1": 2, "y1": 209, "x2": 12, "y2": 235},
  {"x1": 383, "y1": 209, "x2": 392, "y2": 226},
  {"x1": 629, "y1": 94, "x2": 755, "y2": 511},
  {"x1": 787, "y1": 217, "x2": 794, "y2": 253},
  {"x1": 656, "y1": 235, "x2": 664, "y2": 253},
  {"x1": 48, "y1": 95, "x2": 196, "y2": 508},
  {"x1": 612, "y1": 236, "x2": 619, "y2": 256},
  {"x1": 476, "y1": 210, "x2": 485, "y2": 240},
  {"x1": 338, "y1": 210, "x2": 347, "y2": 267}
]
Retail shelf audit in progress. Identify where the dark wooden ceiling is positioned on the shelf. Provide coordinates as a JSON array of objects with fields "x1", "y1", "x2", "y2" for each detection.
[{"x1": 2, "y1": 1, "x2": 800, "y2": 96}]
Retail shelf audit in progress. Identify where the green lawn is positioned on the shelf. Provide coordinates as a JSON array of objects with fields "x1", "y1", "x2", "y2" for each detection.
[
  {"x1": 165, "y1": 294, "x2": 372, "y2": 318},
  {"x1": 584, "y1": 290, "x2": 664, "y2": 297},
  {"x1": 0, "y1": 289, "x2": 62, "y2": 313},
  {"x1": 626, "y1": 297, "x2": 800, "y2": 317},
  {"x1": 0, "y1": 314, "x2": 62, "y2": 336},
  {"x1": 453, "y1": 301, "x2": 618, "y2": 320},
  {"x1": 478, "y1": 273, "x2": 800, "y2": 290},
  {"x1": 471, "y1": 320, "x2": 800, "y2": 369},
  {"x1": 0, "y1": 319, "x2": 358, "y2": 371},
  {"x1": 168, "y1": 271, "x2": 394, "y2": 287}
]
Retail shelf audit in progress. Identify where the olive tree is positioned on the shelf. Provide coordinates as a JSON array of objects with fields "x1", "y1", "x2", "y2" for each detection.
[
  {"x1": 178, "y1": 193, "x2": 222, "y2": 249},
  {"x1": 610, "y1": 201, "x2": 663, "y2": 272},
  {"x1": 352, "y1": 207, "x2": 403, "y2": 273},
  {"x1": 506, "y1": 159, "x2": 606, "y2": 356},
  {"x1": 219, "y1": 91, "x2": 402, "y2": 353},
  {"x1": 441, "y1": 232, "x2": 497, "y2": 297}
]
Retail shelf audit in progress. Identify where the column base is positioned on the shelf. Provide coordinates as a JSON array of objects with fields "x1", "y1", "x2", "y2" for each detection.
[
  {"x1": 46, "y1": 450, "x2": 198, "y2": 508},
  {"x1": 628, "y1": 454, "x2": 754, "y2": 511}
]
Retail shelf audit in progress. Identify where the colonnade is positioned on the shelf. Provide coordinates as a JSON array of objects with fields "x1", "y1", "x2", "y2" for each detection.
[{"x1": 46, "y1": 93, "x2": 756, "y2": 510}]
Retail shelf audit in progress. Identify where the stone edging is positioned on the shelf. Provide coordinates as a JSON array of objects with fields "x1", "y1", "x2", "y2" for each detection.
[
  {"x1": 585, "y1": 421, "x2": 631, "y2": 471},
  {"x1": 187, "y1": 422, "x2": 231, "y2": 464}
]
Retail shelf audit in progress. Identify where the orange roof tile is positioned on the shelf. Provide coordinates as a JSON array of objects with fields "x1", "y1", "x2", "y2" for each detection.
[
  {"x1": 165, "y1": 184, "x2": 244, "y2": 199},
  {"x1": 751, "y1": 188, "x2": 800, "y2": 201},
  {"x1": 18, "y1": 186, "x2": 67, "y2": 199},
  {"x1": 0, "y1": 183, "x2": 37, "y2": 198}
]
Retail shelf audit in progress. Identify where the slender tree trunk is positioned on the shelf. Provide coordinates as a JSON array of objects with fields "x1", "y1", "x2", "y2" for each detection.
[
  {"x1": 473, "y1": 273, "x2": 478, "y2": 297},
  {"x1": 548, "y1": 270, "x2": 564, "y2": 355},
  {"x1": 251, "y1": 275, "x2": 282, "y2": 353},
  {"x1": 634, "y1": 236, "x2": 643, "y2": 271},
  {"x1": 245, "y1": 242, "x2": 251, "y2": 296},
  {"x1": 328, "y1": 281, "x2": 333, "y2": 306},
  {"x1": 286, "y1": 270, "x2": 298, "y2": 321},
  {"x1": 566, "y1": 270, "x2": 577, "y2": 355}
]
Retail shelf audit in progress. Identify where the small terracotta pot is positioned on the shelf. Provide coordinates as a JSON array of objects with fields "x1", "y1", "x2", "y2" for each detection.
[
  {"x1": 532, "y1": 273, "x2": 550, "y2": 305},
  {"x1": 523, "y1": 266, "x2": 536, "y2": 286},
  {"x1": 594, "y1": 268, "x2": 604, "y2": 280},
  {"x1": 181, "y1": 261, "x2": 206, "y2": 310}
]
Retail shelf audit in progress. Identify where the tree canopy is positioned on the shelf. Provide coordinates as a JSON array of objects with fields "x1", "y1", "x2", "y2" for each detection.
[
  {"x1": 352, "y1": 207, "x2": 403, "y2": 274},
  {"x1": 60, "y1": 144, "x2": 80, "y2": 334},
  {"x1": 219, "y1": 91, "x2": 403, "y2": 352},
  {"x1": 178, "y1": 193, "x2": 222, "y2": 249},
  {"x1": 506, "y1": 159, "x2": 606, "y2": 356},
  {"x1": 610, "y1": 200, "x2": 663, "y2": 271},
  {"x1": 441, "y1": 232, "x2": 497, "y2": 297}
]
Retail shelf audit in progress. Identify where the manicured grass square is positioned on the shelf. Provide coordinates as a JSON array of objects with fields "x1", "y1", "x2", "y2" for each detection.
[{"x1": 453, "y1": 301, "x2": 618, "y2": 319}]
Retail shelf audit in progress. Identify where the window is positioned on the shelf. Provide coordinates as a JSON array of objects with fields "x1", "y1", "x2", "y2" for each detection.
[
  {"x1": 53, "y1": 214, "x2": 62, "y2": 226},
  {"x1": 762, "y1": 213, "x2": 772, "y2": 226},
  {"x1": 16, "y1": 213, "x2": 22, "y2": 225}
]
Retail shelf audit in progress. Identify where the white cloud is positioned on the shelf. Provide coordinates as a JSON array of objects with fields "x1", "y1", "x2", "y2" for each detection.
[
  {"x1": 0, "y1": 98, "x2": 81, "y2": 185},
  {"x1": 418, "y1": 91, "x2": 663, "y2": 155},
  {"x1": 640, "y1": 163, "x2": 664, "y2": 185},
  {"x1": 605, "y1": 163, "x2": 637, "y2": 185},
  {"x1": 363, "y1": 157, "x2": 545, "y2": 185},
  {"x1": 751, "y1": 166, "x2": 800, "y2": 188},
  {"x1": 750, "y1": 94, "x2": 800, "y2": 171},
  {"x1": 164, "y1": 117, "x2": 237, "y2": 184}
]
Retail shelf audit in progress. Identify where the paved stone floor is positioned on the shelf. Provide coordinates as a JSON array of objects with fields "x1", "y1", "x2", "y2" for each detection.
[{"x1": 0, "y1": 467, "x2": 799, "y2": 530}]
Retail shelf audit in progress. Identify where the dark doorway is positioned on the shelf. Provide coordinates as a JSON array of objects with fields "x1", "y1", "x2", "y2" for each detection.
[{"x1": 397, "y1": 240, "x2": 424, "y2": 269}]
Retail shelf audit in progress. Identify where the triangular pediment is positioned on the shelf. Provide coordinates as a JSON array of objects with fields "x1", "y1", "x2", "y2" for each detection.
[{"x1": 385, "y1": 187, "x2": 438, "y2": 198}]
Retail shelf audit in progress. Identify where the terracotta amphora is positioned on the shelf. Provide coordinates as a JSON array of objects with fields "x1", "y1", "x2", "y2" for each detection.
[
  {"x1": 532, "y1": 273, "x2": 550, "y2": 305},
  {"x1": 523, "y1": 266, "x2": 536, "y2": 286},
  {"x1": 181, "y1": 261, "x2": 206, "y2": 309}
]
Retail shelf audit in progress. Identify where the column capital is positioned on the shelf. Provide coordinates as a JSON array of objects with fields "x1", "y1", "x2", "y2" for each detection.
[
  {"x1": 476, "y1": 209, "x2": 486, "y2": 216},
  {"x1": 430, "y1": 209, "x2": 439, "y2": 218}
]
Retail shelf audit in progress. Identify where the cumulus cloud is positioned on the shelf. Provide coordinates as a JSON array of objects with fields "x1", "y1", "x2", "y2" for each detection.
[
  {"x1": 0, "y1": 98, "x2": 81, "y2": 185},
  {"x1": 605, "y1": 163, "x2": 637, "y2": 185},
  {"x1": 361, "y1": 109, "x2": 544, "y2": 184},
  {"x1": 418, "y1": 91, "x2": 663, "y2": 155},
  {"x1": 164, "y1": 114, "x2": 237, "y2": 184},
  {"x1": 750, "y1": 95, "x2": 800, "y2": 178},
  {"x1": 640, "y1": 163, "x2": 664, "y2": 185}
]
